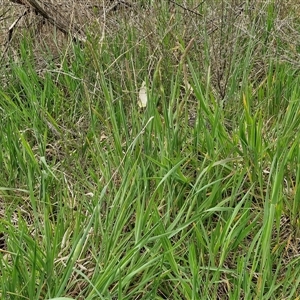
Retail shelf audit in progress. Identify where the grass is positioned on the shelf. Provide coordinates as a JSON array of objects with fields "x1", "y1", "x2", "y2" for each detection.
[{"x1": 0, "y1": 0, "x2": 300, "y2": 299}]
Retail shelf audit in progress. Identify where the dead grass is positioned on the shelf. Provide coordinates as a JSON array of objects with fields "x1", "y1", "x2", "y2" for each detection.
[
  {"x1": 0, "y1": 1, "x2": 126, "y2": 61},
  {"x1": 2, "y1": 0, "x2": 300, "y2": 76}
]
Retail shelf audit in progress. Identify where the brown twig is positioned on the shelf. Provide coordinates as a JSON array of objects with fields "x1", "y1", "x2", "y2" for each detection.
[{"x1": 168, "y1": 0, "x2": 203, "y2": 17}]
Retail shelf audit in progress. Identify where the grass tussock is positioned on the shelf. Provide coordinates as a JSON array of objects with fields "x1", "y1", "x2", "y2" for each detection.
[{"x1": 1, "y1": 1, "x2": 300, "y2": 299}]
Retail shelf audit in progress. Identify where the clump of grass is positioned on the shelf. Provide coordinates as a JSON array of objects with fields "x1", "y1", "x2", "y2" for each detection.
[{"x1": 0, "y1": 1, "x2": 300, "y2": 299}]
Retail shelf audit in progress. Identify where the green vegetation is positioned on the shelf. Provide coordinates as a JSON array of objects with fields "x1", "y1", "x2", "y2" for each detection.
[{"x1": 0, "y1": 1, "x2": 300, "y2": 299}]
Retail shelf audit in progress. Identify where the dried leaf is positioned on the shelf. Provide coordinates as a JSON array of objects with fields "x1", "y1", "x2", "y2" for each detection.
[{"x1": 138, "y1": 81, "x2": 147, "y2": 108}]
